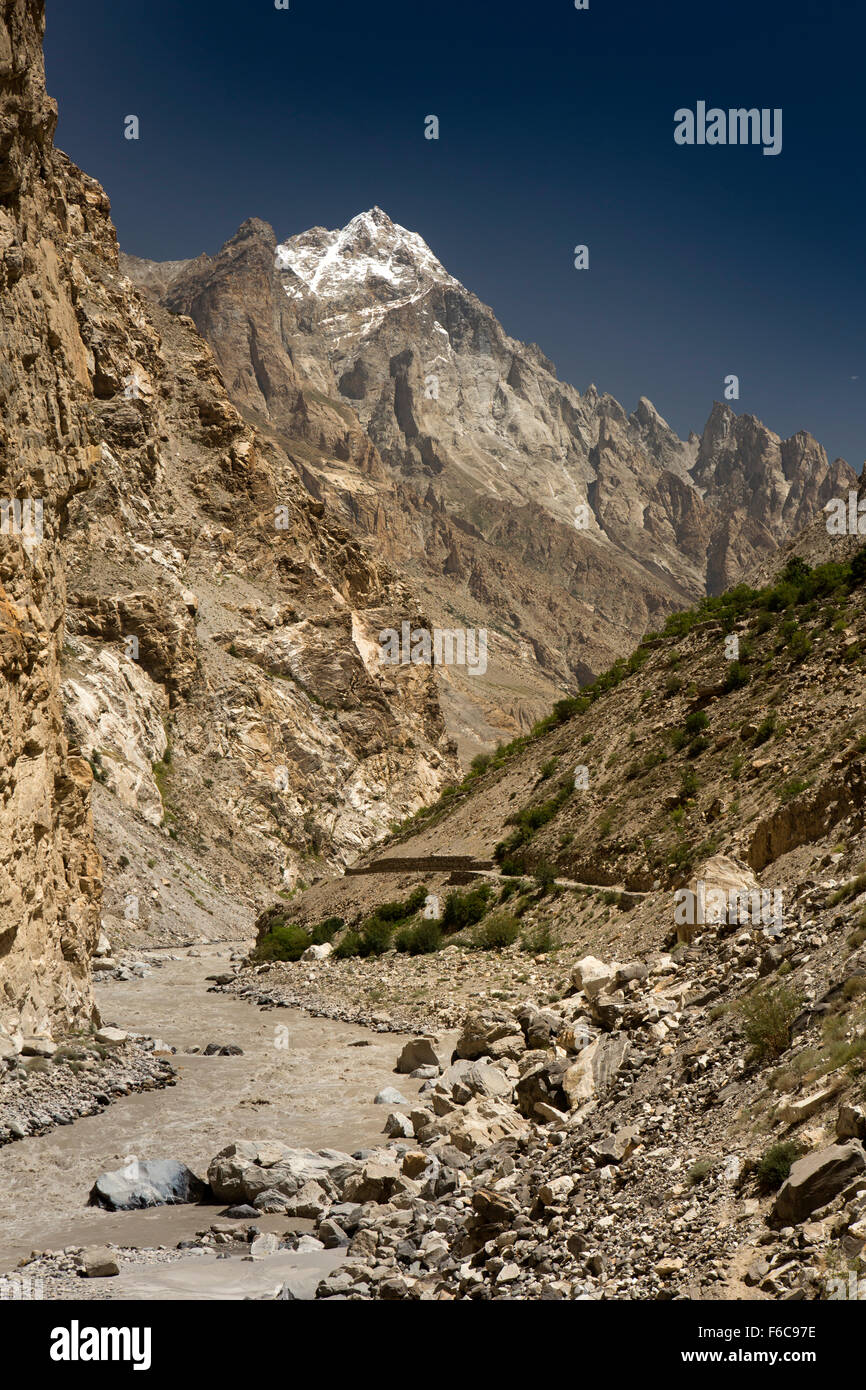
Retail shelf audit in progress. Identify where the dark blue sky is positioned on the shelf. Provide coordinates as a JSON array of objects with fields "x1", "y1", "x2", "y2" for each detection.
[{"x1": 45, "y1": 0, "x2": 864, "y2": 469}]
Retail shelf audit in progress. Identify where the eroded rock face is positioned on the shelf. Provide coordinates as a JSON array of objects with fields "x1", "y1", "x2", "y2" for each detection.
[{"x1": 0, "y1": 0, "x2": 103, "y2": 1035}]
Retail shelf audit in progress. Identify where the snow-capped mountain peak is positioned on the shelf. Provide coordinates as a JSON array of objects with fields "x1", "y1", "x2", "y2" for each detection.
[{"x1": 275, "y1": 207, "x2": 457, "y2": 303}]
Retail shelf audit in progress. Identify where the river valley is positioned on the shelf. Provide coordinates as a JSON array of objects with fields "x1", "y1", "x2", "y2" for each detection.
[{"x1": 0, "y1": 947, "x2": 444, "y2": 1299}]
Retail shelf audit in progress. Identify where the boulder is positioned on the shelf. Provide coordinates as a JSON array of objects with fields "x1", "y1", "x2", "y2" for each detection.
[
  {"x1": 374, "y1": 1086, "x2": 409, "y2": 1106},
  {"x1": 772, "y1": 1141, "x2": 866, "y2": 1225},
  {"x1": 453, "y1": 1012, "x2": 524, "y2": 1062},
  {"x1": 253, "y1": 1189, "x2": 294, "y2": 1214},
  {"x1": 778, "y1": 1085, "x2": 841, "y2": 1127},
  {"x1": 383, "y1": 1111, "x2": 415, "y2": 1139},
  {"x1": 342, "y1": 1159, "x2": 401, "y2": 1204},
  {"x1": 317, "y1": 1219, "x2": 349, "y2": 1249},
  {"x1": 395, "y1": 1038, "x2": 440, "y2": 1073},
  {"x1": 571, "y1": 956, "x2": 615, "y2": 999},
  {"x1": 203, "y1": 1042, "x2": 243, "y2": 1056},
  {"x1": 465, "y1": 1188, "x2": 520, "y2": 1249},
  {"x1": 81, "y1": 1246, "x2": 120, "y2": 1278},
  {"x1": 89, "y1": 1159, "x2": 209, "y2": 1211},
  {"x1": 537, "y1": 1175, "x2": 575, "y2": 1206},
  {"x1": 250, "y1": 1232, "x2": 281, "y2": 1259},
  {"x1": 428, "y1": 1096, "x2": 527, "y2": 1155},
  {"x1": 515, "y1": 1058, "x2": 571, "y2": 1118},
  {"x1": 434, "y1": 1059, "x2": 512, "y2": 1105},
  {"x1": 679, "y1": 854, "x2": 764, "y2": 941},
  {"x1": 285, "y1": 1180, "x2": 330, "y2": 1219},
  {"x1": 301, "y1": 943, "x2": 333, "y2": 962},
  {"x1": 589, "y1": 1125, "x2": 640, "y2": 1165},
  {"x1": 589, "y1": 990, "x2": 626, "y2": 1031},
  {"x1": 837, "y1": 1104, "x2": 866, "y2": 1142},
  {"x1": 562, "y1": 1035, "x2": 630, "y2": 1110},
  {"x1": 516, "y1": 1006, "x2": 559, "y2": 1050},
  {"x1": 207, "y1": 1141, "x2": 358, "y2": 1203},
  {"x1": 612, "y1": 961, "x2": 649, "y2": 989},
  {"x1": 401, "y1": 1151, "x2": 429, "y2": 1180},
  {"x1": 558, "y1": 1020, "x2": 595, "y2": 1054}
]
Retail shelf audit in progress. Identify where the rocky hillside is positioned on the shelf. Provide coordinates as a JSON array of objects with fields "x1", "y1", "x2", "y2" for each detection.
[
  {"x1": 123, "y1": 210, "x2": 855, "y2": 759},
  {"x1": 215, "y1": 525, "x2": 866, "y2": 1299},
  {"x1": 0, "y1": 0, "x2": 457, "y2": 1039}
]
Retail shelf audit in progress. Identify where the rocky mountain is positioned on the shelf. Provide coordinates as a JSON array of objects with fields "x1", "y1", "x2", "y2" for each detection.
[
  {"x1": 0, "y1": 0, "x2": 456, "y2": 1039},
  {"x1": 123, "y1": 209, "x2": 856, "y2": 760}
]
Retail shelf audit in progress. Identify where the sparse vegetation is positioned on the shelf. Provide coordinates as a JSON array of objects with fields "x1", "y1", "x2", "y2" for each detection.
[{"x1": 738, "y1": 983, "x2": 803, "y2": 1063}]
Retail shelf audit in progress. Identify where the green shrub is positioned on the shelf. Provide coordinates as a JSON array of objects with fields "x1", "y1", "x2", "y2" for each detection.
[
  {"x1": 756, "y1": 1140, "x2": 802, "y2": 1192},
  {"x1": 358, "y1": 917, "x2": 394, "y2": 956},
  {"x1": 442, "y1": 883, "x2": 493, "y2": 931},
  {"x1": 687, "y1": 1158, "x2": 714, "y2": 1185},
  {"x1": 374, "y1": 886, "x2": 428, "y2": 922},
  {"x1": 498, "y1": 853, "x2": 528, "y2": 877},
  {"x1": 676, "y1": 766, "x2": 698, "y2": 802},
  {"x1": 395, "y1": 920, "x2": 442, "y2": 955},
  {"x1": 311, "y1": 916, "x2": 343, "y2": 944},
  {"x1": 753, "y1": 714, "x2": 776, "y2": 746},
  {"x1": 684, "y1": 710, "x2": 709, "y2": 738},
  {"x1": 533, "y1": 862, "x2": 557, "y2": 893},
  {"x1": 254, "y1": 924, "x2": 310, "y2": 963},
  {"x1": 738, "y1": 983, "x2": 803, "y2": 1062},
  {"x1": 723, "y1": 661, "x2": 750, "y2": 692},
  {"x1": 829, "y1": 873, "x2": 866, "y2": 907},
  {"x1": 333, "y1": 930, "x2": 363, "y2": 959},
  {"x1": 521, "y1": 922, "x2": 553, "y2": 954},
  {"x1": 494, "y1": 782, "x2": 573, "y2": 863},
  {"x1": 779, "y1": 778, "x2": 809, "y2": 804},
  {"x1": 498, "y1": 878, "x2": 524, "y2": 902},
  {"x1": 475, "y1": 913, "x2": 521, "y2": 950}
]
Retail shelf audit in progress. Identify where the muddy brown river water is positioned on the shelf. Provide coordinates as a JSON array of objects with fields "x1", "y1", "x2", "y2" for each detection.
[{"x1": 0, "y1": 947, "x2": 449, "y2": 1298}]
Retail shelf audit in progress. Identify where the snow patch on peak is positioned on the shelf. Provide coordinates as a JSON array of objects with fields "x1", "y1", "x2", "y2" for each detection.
[{"x1": 275, "y1": 209, "x2": 458, "y2": 303}]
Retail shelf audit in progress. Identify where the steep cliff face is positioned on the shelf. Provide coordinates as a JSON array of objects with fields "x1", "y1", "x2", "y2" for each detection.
[
  {"x1": 0, "y1": 0, "x2": 103, "y2": 1037},
  {"x1": 126, "y1": 209, "x2": 855, "y2": 757},
  {"x1": 0, "y1": 1, "x2": 457, "y2": 1029}
]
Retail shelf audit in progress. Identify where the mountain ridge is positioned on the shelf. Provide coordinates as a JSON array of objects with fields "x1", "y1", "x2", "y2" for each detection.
[{"x1": 122, "y1": 208, "x2": 855, "y2": 760}]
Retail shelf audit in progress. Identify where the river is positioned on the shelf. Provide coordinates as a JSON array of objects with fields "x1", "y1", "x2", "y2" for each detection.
[{"x1": 0, "y1": 946, "x2": 441, "y2": 1298}]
